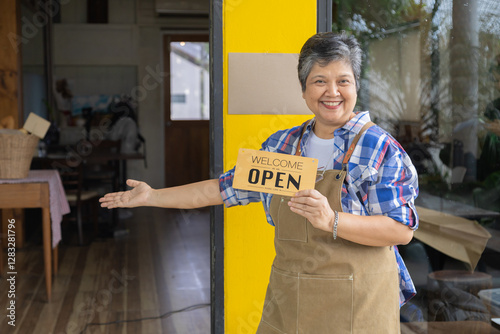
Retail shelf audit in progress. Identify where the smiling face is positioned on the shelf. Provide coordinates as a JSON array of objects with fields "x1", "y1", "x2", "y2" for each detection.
[{"x1": 302, "y1": 60, "x2": 357, "y2": 138}]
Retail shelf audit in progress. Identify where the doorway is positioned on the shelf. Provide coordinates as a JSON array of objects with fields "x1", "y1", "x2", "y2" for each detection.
[{"x1": 163, "y1": 34, "x2": 210, "y2": 187}]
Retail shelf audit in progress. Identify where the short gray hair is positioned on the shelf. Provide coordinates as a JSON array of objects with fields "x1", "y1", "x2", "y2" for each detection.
[{"x1": 298, "y1": 31, "x2": 362, "y2": 92}]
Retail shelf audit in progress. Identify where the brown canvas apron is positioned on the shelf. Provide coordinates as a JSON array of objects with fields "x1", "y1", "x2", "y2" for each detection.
[{"x1": 256, "y1": 122, "x2": 400, "y2": 334}]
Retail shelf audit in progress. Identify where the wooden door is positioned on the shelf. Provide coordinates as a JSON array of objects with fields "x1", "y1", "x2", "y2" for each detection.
[{"x1": 164, "y1": 34, "x2": 210, "y2": 187}]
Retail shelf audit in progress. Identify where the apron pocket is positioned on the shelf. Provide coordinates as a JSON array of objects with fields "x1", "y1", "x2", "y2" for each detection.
[
  {"x1": 298, "y1": 273, "x2": 353, "y2": 334},
  {"x1": 276, "y1": 196, "x2": 308, "y2": 242},
  {"x1": 261, "y1": 267, "x2": 299, "y2": 333}
]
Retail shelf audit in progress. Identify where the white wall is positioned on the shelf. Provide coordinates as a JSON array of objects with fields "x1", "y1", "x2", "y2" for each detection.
[
  {"x1": 51, "y1": 0, "x2": 208, "y2": 187},
  {"x1": 53, "y1": 24, "x2": 139, "y2": 65},
  {"x1": 53, "y1": 66, "x2": 137, "y2": 96},
  {"x1": 21, "y1": 3, "x2": 48, "y2": 120}
]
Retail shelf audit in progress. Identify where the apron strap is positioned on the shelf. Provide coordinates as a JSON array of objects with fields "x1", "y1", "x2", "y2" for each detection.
[
  {"x1": 295, "y1": 119, "x2": 312, "y2": 156},
  {"x1": 295, "y1": 119, "x2": 376, "y2": 161},
  {"x1": 342, "y1": 121, "x2": 375, "y2": 164}
]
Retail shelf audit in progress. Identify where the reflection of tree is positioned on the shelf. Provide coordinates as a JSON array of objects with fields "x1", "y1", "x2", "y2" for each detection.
[
  {"x1": 334, "y1": 0, "x2": 500, "y2": 214},
  {"x1": 336, "y1": 0, "x2": 500, "y2": 184},
  {"x1": 428, "y1": 0, "x2": 442, "y2": 144},
  {"x1": 361, "y1": 66, "x2": 451, "y2": 179},
  {"x1": 334, "y1": 0, "x2": 432, "y2": 137},
  {"x1": 333, "y1": 0, "x2": 426, "y2": 39}
]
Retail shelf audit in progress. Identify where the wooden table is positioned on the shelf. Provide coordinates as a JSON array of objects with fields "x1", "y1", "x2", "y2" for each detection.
[
  {"x1": 35, "y1": 151, "x2": 144, "y2": 191},
  {"x1": 35, "y1": 152, "x2": 144, "y2": 232},
  {"x1": 0, "y1": 183, "x2": 55, "y2": 301},
  {"x1": 0, "y1": 170, "x2": 70, "y2": 302}
]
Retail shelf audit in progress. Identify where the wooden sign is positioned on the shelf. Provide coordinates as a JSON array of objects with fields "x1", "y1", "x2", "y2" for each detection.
[{"x1": 233, "y1": 148, "x2": 318, "y2": 196}]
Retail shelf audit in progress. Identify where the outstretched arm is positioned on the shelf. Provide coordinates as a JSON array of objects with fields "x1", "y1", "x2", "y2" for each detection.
[{"x1": 99, "y1": 179, "x2": 223, "y2": 209}]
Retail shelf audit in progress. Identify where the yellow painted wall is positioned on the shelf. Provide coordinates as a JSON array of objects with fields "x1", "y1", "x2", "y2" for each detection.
[{"x1": 223, "y1": 1, "x2": 317, "y2": 332}]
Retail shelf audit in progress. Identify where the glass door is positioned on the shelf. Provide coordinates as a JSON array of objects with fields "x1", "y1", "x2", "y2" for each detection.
[{"x1": 163, "y1": 34, "x2": 210, "y2": 187}]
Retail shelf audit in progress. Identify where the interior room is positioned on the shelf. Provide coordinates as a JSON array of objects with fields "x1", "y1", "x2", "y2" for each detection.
[
  {"x1": 0, "y1": 0, "x2": 500, "y2": 333},
  {"x1": 1, "y1": 0, "x2": 212, "y2": 333}
]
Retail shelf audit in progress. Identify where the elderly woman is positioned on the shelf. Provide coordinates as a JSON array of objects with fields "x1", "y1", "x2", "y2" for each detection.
[{"x1": 100, "y1": 32, "x2": 419, "y2": 333}]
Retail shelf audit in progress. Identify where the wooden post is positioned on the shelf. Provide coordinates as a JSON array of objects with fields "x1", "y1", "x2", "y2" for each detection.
[
  {"x1": 0, "y1": 0, "x2": 23, "y2": 128},
  {"x1": 0, "y1": 0, "x2": 28, "y2": 250}
]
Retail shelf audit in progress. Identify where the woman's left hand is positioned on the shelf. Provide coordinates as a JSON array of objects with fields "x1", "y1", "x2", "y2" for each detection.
[{"x1": 288, "y1": 189, "x2": 334, "y2": 233}]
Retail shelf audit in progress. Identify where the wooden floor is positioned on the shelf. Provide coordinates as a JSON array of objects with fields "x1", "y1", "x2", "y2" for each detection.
[{"x1": 0, "y1": 207, "x2": 211, "y2": 334}]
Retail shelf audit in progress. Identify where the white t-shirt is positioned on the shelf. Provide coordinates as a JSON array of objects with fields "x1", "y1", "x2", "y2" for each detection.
[{"x1": 305, "y1": 131, "x2": 335, "y2": 171}]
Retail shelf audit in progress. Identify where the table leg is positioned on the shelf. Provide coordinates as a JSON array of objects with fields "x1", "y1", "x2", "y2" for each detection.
[
  {"x1": 0, "y1": 239, "x2": 4, "y2": 275},
  {"x1": 42, "y1": 207, "x2": 52, "y2": 302},
  {"x1": 14, "y1": 209, "x2": 24, "y2": 248},
  {"x1": 121, "y1": 160, "x2": 127, "y2": 190},
  {"x1": 0, "y1": 212, "x2": 4, "y2": 275},
  {"x1": 53, "y1": 244, "x2": 58, "y2": 276}
]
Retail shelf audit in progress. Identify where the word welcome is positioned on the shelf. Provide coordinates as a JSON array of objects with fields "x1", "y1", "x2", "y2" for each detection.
[{"x1": 251, "y1": 156, "x2": 304, "y2": 170}]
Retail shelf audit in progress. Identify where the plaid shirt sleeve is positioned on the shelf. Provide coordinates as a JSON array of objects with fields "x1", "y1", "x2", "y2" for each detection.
[
  {"x1": 218, "y1": 166, "x2": 264, "y2": 208},
  {"x1": 218, "y1": 125, "x2": 304, "y2": 225},
  {"x1": 344, "y1": 126, "x2": 419, "y2": 230}
]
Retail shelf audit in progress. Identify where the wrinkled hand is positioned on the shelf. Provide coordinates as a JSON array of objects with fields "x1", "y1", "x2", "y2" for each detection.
[
  {"x1": 99, "y1": 179, "x2": 152, "y2": 209},
  {"x1": 288, "y1": 189, "x2": 334, "y2": 233}
]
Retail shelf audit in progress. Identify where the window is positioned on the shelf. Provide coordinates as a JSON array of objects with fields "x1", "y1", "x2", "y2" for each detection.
[
  {"x1": 335, "y1": 0, "x2": 500, "y2": 326},
  {"x1": 170, "y1": 41, "x2": 210, "y2": 120}
]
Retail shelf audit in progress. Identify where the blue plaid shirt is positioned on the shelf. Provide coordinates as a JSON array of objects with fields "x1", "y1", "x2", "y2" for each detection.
[{"x1": 219, "y1": 111, "x2": 419, "y2": 306}]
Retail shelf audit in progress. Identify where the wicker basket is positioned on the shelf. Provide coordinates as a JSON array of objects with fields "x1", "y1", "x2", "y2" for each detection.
[{"x1": 0, "y1": 131, "x2": 39, "y2": 179}]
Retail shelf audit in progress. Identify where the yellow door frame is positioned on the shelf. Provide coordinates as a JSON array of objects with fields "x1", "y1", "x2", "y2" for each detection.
[{"x1": 210, "y1": 1, "x2": 332, "y2": 332}]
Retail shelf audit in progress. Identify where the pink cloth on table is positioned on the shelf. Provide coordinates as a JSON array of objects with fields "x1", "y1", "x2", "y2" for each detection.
[{"x1": 0, "y1": 170, "x2": 70, "y2": 248}]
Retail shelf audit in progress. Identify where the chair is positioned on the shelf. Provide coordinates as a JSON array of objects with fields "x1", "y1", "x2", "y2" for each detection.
[
  {"x1": 46, "y1": 159, "x2": 100, "y2": 245},
  {"x1": 0, "y1": 238, "x2": 4, "y2": 275},
  {"x1": 83, "y1": 140, "x2": 121, "y2": 228},
  {"x1": 84, "y1": 140, "x2": 121, "y2": 193}
]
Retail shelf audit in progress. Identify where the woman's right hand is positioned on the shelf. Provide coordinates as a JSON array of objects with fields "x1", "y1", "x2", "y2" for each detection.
[{"x1": 99, "y1": 179, "x2": 152, "y2": 209}]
